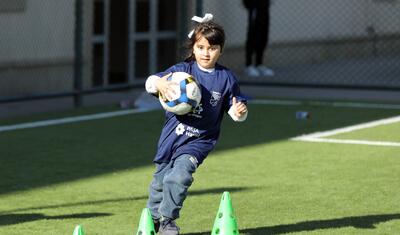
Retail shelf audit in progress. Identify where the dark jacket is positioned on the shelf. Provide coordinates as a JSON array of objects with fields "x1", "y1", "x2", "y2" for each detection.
[{"x1": 242, "y1": 0, "x2": 270, "y2": 10}]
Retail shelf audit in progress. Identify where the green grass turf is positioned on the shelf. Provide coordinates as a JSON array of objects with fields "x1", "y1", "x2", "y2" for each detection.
[{"x1": 1, "y1": 103, "x2": 400, "y2": 234}]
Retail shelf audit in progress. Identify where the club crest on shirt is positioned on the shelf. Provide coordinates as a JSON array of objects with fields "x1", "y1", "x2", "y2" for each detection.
[
  {"x1": 188, "y1": 103, "x2": 203, "y2": 118},
  {"x1": 210, "y1": 91, "x2": 221, "y2": 107}
]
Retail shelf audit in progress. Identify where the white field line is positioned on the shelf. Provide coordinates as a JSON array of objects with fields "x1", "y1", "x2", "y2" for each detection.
[
  {"x1": 292, "y1": 115, "x2": 400, "y2": 147},
  {"x1": 249, "y1": 99, "x2": 302, "y2": 106},
  {"x1": 308, "y1": 101, "x2": 400, "y2": 110},
  {"x1": 250, "y1": 99, "x2": 400, "y2": 109},
  {"x1": 294, "y1": 137, "x2": 400, "y2": 147},
  {"x1": 0, "y1": 108, "x2": 152, "y2": 133},
  {"x1": 294, "y1": 115, "x2": 400, "y2": 138},
  {"x1": 1, "y1": 99, "x2": 399, "y2": 133}
]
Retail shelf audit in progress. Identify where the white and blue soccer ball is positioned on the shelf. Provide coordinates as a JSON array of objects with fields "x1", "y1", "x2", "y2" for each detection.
[{"x1": 159, "y1": 72, "x2": 202, "y2": 115}]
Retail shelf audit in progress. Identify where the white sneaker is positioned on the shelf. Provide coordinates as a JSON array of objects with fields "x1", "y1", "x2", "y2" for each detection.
[
  {"x1": 244, "y1": 65, "x2": 260, "y2": 77},
  {"x1": 257, "y1": 65, "x2": 275, "y2": 76}
]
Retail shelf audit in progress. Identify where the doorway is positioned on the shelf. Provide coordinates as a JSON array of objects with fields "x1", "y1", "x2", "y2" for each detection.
[{"x1": 91, "y1": 0, "x2": 179, "y2": 87}]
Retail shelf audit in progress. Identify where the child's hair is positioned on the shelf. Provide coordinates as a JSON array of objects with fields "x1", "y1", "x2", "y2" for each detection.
[{"x1": 184, "y1": 21, "x2": 226, "y2": 62}]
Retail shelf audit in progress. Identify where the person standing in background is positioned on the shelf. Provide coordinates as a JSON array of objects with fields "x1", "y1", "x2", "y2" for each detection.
[{"x1": 243, "y1": 0, "x2": 275, "y2": 77}]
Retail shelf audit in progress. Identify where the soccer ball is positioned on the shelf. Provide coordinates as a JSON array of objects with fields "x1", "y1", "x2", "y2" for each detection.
[{"x1": 159, "y1": 72, "x2": 202, "y2": 115}]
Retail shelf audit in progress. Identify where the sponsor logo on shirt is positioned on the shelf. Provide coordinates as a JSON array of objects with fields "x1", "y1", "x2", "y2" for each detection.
[
  {"x1": 175, "y1": 123, "x2": 185, "y2": 135},
  {"x1": 175, "y1": 123, "x2": 200, "y2": 137}
]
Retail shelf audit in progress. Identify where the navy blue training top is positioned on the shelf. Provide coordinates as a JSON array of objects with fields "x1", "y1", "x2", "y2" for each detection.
[{"x1": 152, "y1": 61, "x2": 246, "y2": 165}]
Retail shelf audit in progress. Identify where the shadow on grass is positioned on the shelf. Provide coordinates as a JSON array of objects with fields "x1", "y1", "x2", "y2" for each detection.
[
  {"x1": 1, "y1": 186, "x2": 251, "y2": 214},
  {"x1": 1, "y1": 105, "x2": 399, "y2": 195},
  {"x1": 184, "y1": 213, "x2": 400, "y2": 235},
  {"x1": 0, "y1": 212, "x2": 112, "y2": 226}
]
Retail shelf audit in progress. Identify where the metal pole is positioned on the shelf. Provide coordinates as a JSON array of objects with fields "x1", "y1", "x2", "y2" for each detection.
[
  {"x1": 128, "y1": 0, "x2": 136, "y2": 83},
  {"x1": 103, "y1": 0, "x2": 111, "y2": 86},
  {"x1": 178, "y1": 0, "x2": 188, "y2": 57},
  {"x1": 196, "y1": 0, "x2": 203, "y2": 16},
  {"x1": 74, "y1": 0, "x2": 84, "y2": 107},
  {"x1": 149, "y1": 0, "x2": 157, "y2": 74}
]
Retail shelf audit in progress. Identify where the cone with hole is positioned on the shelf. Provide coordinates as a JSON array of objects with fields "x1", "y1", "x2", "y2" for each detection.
[
  {"x1": 211, "y1": 191, "x2": 239, "y2": 235},
  {"x1": 72, "y1": 225, "x2": 85, "y2": 235},
  {"x1": 136, "y1": 208, "x2": 156, "y2": 235}
]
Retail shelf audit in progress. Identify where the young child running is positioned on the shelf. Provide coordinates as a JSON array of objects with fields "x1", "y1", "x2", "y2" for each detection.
[{"x1": 144, "y1": 14, "x2": 248, "y2": 235}]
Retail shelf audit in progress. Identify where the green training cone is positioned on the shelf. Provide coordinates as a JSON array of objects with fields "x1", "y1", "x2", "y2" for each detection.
[
  {"x1": 136, "y1": 208, "x2": 156, "y2": 235},
  {"x1": 72, "y1": 225, "x2": 85, "y2": 235},
  {"x1": 211, "y1": 191, "x2": 239, "y2": 235}
]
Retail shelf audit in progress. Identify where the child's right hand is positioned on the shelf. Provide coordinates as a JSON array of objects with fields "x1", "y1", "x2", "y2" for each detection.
[{"x1": 155, "y1": 73, "x2": 177, "y2": 101}]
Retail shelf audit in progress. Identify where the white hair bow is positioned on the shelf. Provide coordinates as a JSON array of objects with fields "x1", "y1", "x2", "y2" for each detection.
[{"x1": 187, "y1": 13, "x2": 214, "y2": 38}]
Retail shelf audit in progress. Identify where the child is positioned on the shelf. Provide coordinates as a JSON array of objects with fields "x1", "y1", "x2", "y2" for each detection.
[{"x1": 144, "y1": 14, "x2": 248, "y2": 235}]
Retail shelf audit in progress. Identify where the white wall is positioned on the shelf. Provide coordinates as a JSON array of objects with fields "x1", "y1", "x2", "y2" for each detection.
[
  {"x1": 0, "y1": 0, "x2": 74, "y2": 64},
  {"x1": 3, "y1": 0, "x2": 399, "y2": 63},
  {"x1": 203, "y1": 0, "x2": 400, "y2": 47},
  {"x1": 203, "y1": 0, "x2": 247, "y2": 46}
]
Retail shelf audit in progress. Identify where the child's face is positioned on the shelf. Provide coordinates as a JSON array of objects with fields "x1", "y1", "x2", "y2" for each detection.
[{"x1": 193, "y1": 36, "x2": 222, "y2": 69}]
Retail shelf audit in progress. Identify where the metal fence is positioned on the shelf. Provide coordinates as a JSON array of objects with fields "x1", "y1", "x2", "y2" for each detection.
[
  {"x1": 1, "y1": 0, "x2": 399, "y2": 106},
  {"x1": 212, "y1": 0, "x2": 400, "y2": 90}
]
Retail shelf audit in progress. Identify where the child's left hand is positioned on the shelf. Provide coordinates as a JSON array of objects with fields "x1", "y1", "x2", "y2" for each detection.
[{"x1": 232, "y1": 97, "x2": 248, "y2": 117}]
